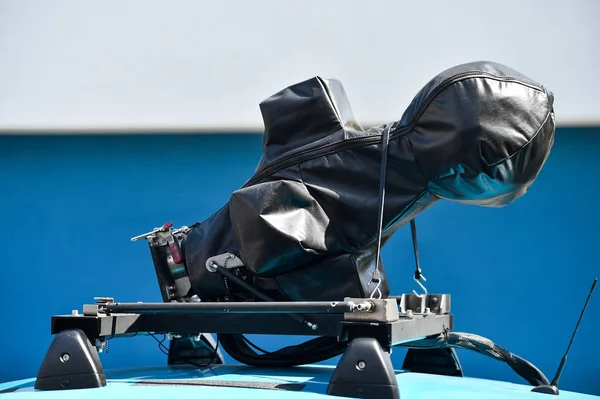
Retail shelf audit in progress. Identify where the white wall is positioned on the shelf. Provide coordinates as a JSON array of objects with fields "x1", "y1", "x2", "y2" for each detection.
[{"x1": 0, "y1": 0, "x2": 598, "y2": 132}]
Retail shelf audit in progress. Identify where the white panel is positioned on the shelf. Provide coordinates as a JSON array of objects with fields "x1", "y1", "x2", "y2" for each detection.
[{"x1": 0, "y1": 0, "x2": 598, "y2": 132}]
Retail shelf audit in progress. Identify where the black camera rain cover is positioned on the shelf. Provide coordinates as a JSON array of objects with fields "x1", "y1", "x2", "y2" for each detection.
[{"x1": 183, "y1": 61, "x2": 555, "y2": 302}]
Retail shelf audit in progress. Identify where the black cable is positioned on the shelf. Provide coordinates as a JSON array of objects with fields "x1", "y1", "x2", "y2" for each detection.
[
  {"x1": 240, "y1": 335, "x2": 273, "y2": 355},
  {"x1": 400, "y1": 332, "x2": 550, "y2": 387},
  {"x1": 219, "y1": 334, "x2": 347, "y2": 367},
  {"x1": 213, "y1": 265, "x2": 344, "y2": 365},
  {"x1": 148, "y1": 332, "x2": 170, "y2": 356},
  {"x1": 186, "y1": 336, "x2": 221, "y2": 368}
]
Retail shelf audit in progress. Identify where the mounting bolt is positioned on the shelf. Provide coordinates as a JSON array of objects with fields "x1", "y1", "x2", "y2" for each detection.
[
  {"x1": 356, "y1": 301, "x2": 373, "y2": 312},
  {"x1": 356, "y1": 360, "x2": 367, "y2": 370},
  {"x1": 207, "y1": 261, "x2": 218, "y2": 272},
  {"x1": 60, "y1": 353, "x2": 70, "y2": 362}
]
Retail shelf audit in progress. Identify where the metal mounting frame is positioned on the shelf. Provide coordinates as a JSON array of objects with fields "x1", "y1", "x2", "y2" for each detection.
[{"x1": 39, "y1": 295, "x2": 452, "y2": 399}]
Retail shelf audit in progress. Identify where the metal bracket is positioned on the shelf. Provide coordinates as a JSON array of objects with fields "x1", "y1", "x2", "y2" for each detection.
[
  {"x1": 400, "y1": 294, "x2": 450, "y2": 316},
  {"x1": 131, "y1": 222, "x2": 191, "y2": 243},
  {"x1": 82, "y1": 305, "x2": 99, "y2": 317},
  {"x1": 344, "y1": 298, "x2": 399, "y2": 323},
  {"x1": 206, "y1": 253, "x2": 244, "y2": 272},
  {"x1": 82, "y1": 297, "x2": 115, "y2": 316}
]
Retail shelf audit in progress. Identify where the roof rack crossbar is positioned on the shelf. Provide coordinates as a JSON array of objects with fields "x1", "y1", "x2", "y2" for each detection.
[{"x1": 104, "y1": 300, "x2": 361, "y2": 314}]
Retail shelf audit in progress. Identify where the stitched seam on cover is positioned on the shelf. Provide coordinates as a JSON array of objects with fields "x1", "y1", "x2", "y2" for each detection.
[
  {"x1": 429, "y1": 109, "x2": 553, "y2": 183},
  {"x1": 484, "y1": 109, "x2": 552, "y2": 168}
]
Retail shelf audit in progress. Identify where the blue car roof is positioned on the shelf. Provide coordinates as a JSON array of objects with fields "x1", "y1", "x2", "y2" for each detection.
[{"x1": 1, "y1": 364, "x2": 597, "y2": 399}]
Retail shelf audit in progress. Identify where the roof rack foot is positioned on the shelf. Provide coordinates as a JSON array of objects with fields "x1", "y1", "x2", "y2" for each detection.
[
  {"x1": 402, "y1": 347, "x2": 463, "y2": 377},
  {"x1": 326, "y1": 337, "x2": 399, "y2": 399},
  {"x1": 168, "y1": 333, "x2": 225, "y2": 366},
  {"x1": 35, "y1": 329, "x2": 106, "y2": 391}
]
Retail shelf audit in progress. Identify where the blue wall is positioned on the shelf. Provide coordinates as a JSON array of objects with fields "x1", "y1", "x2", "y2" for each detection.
[{"x1": 1, "y1": 128, "x2": 599, "y2": 395}]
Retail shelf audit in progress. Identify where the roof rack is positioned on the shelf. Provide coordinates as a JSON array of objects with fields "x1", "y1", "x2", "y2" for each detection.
[{"x1": 34, "y1": 294, "x2": 452, "y2": 399}]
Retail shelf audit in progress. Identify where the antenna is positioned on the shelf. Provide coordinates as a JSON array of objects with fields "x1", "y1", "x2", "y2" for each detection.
[{"x1": 532, "y1": 278, "x2": 597, "y2": 395}]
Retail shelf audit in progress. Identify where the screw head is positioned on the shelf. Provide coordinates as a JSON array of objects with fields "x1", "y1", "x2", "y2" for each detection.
[
  {"x1": 356, "y1": 360, "x2": 367, "y2": 370},
  {"x1": 61, "y1": 378, "x2": 71, "y2": 387},
  {"x1": 207, "y1": 261, "x2": 218, "y2": 272},
  {"x1": 60, "y1": 353, "x2": 70, "y2": 362}
]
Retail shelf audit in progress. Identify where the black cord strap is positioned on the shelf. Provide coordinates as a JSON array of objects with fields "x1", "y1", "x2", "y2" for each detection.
[
  {"x1": 410, "y1": 219, "x2": 423, "y2": 280},
  {"x1": 371, "y1": 124, "x2": 393, "y2": 298}
]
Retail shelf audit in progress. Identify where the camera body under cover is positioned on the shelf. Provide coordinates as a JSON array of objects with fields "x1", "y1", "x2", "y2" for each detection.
[{"x1": 166, "y1": 61, "x2": 555, "y2": 304}]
